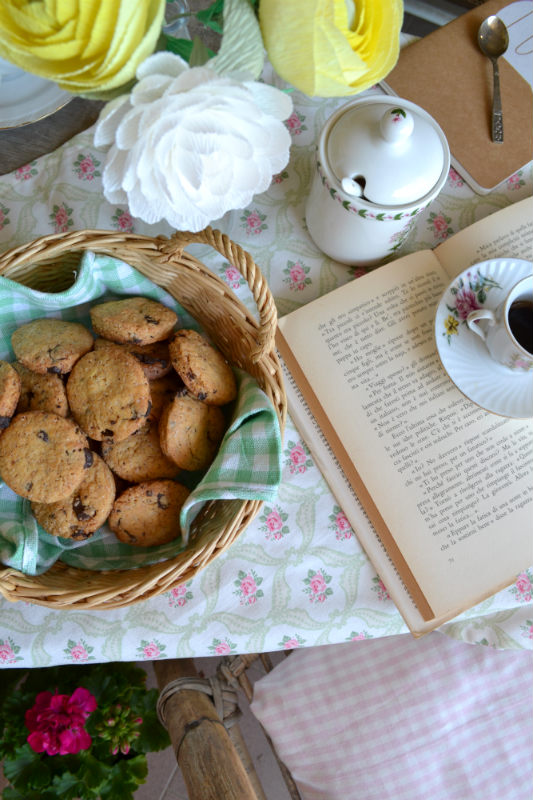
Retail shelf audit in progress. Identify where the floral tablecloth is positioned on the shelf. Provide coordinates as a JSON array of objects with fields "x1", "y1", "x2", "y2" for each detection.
[{"x1": 0, "y1": 65, "x2": 532, "y2": 668}]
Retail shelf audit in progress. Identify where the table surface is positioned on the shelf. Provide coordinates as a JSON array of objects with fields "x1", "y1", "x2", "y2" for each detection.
[{"x1": 0, "y1": 50, "x2": 532, "y2": 668}]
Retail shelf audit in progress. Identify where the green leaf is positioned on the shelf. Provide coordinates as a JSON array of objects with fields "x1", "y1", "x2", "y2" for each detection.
[
  {"x1": 196, "y1": 0, "x2": 225, "y2": 33},
  {"x1": 163, "y1": 35, "x2": 194, "y2": 61},
  {"x1": 189, "y1": 35, "x2": 213, "y2": 67},
  {"x1": 3, "y1": 745, "x2": 49, "y2": 790},
  {"x1": 99, "y1": 757, "x2": 148, "y2": 800},
  {"x1": 135, "y1": 711, "x2": 170, "y2": 753},
  {"x1": 78, "y1": 753, "x2": 109, "y2": 789},
  {"x1": 52, "y1": 772, "x2": 85, "y2": 800},
  {"x1": 208, "y1": 0, "x2": 264, "y2": 78}
]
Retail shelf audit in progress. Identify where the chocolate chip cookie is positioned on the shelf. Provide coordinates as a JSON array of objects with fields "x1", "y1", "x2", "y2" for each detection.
[
  {"x1": 0, "y1": 360, "x2": 21, "y2": 432},
  {"x1": 90, "y1": 297, "x2": 177, "y2": 345},
  {"x1": 168, "y1": 329, "x2": 236, "y2": 405},
  {"x1": 147, "y1": 373, "x2": 184, "y2": 422},
  {"x1": 159, "y1": 392, "x2": 226, "y2": 471},
  {"x1": 66, "y1": 348, "x2": 151, "y2": 442},
  {"x1": 11, "y1": 318, "x2": 93, "y2": 375},
  {"x1": 108, "y1": 479, "x2": 190, "y2": 546},
  {"x1": 31, "y1": 453, "x2": 116, "y2": 540},
  {"x1": 101, "y1": 419, "x2": 180, "y2": 483},
  {"x1": 94, "y1": 337, "x2": 172, "y2": 380},
  {"x1": 13, "y1": 362, "x2": 69, "y2": 417},
  {"x1": 0, "y1": 411, "x2": 91, "y2": 502}
]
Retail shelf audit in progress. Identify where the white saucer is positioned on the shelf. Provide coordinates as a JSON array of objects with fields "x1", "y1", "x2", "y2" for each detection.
[
  {"x1": 0, "y1": 56, "x2": 71, "y2": 129},
  {"x1": 435, "y1": 258, "x2": 533, "y2": 419}
]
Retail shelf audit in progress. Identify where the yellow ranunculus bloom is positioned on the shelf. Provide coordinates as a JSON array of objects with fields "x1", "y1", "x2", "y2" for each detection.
[
  {"x1": 259, "y1": 0, "x2": 403, "y2": 97},
  {"x1": 0, "y1": 0, "x2": 166, "y2": 96}
]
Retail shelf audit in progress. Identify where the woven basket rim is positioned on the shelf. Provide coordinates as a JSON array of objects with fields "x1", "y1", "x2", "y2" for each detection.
[{"x1": 0, "y1": 227, "x2": 286, "y2": 609}]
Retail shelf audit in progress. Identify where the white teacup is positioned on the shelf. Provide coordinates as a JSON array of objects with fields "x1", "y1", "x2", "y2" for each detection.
[{"x1": 466, "y1": 276, "x2": 533, "y2": 372}]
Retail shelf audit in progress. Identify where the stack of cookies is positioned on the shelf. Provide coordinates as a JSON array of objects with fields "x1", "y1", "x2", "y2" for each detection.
[{"x1": 0, "y1": 297, "x2": 237, "y2": 549}]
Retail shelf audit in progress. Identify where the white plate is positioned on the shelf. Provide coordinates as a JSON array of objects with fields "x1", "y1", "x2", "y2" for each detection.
[
  {"x1": 0, "y1": 56, "x2": 71, "y2": 129},
  {"x1": 435, "y1": 258, "x2": 533, "y2": 419}
]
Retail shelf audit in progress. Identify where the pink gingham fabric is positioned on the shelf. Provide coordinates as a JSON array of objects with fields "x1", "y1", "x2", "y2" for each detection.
[{"x1": 250, "y1": 633, "x2": 532, "y2": 800}]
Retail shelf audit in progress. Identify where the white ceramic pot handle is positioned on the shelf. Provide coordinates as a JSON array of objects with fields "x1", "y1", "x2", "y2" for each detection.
[{"x1": 466, "y1": 308, "x2": 495, "y2": 340}]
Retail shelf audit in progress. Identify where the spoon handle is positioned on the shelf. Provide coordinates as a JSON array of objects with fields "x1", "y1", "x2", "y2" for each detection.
[{"x1": 491, "y1": 58, "x2": 504, "y2": 143}]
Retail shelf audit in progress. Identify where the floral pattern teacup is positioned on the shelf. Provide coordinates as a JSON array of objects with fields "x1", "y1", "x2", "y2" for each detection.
[{"x1": 466, "y1": 276, "x2": 533, "y2": 372}]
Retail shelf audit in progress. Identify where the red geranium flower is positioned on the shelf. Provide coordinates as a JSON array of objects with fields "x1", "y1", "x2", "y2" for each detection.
[{"x1": 25, "y1": 687, "x2": 97, "y2": 756}]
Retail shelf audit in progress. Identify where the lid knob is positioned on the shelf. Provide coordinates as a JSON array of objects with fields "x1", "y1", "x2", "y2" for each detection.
[{"x1": 380, "y1": 107, "x2": 414, "y2": 143}]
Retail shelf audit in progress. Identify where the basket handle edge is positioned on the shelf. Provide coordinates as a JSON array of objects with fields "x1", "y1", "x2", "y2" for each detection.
[{"x1": 163, "y1": 228, "x2": 277, "y2": 363}]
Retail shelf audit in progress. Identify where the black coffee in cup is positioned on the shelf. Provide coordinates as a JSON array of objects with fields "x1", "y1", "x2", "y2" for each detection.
[{"x1": 508, "y1": 299, "x2": 533, "y2": 354}]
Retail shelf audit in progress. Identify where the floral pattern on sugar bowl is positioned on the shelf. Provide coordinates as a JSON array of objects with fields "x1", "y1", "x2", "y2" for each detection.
[{"x1": 442, "y1": 269, "x2": 502, "y2": 345}]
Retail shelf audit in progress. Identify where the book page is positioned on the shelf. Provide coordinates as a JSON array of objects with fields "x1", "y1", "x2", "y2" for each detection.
[
  {"x1": 435, "y1": 196, "x2": 533, "y2": 278},
  {"x1": 277, "y1": 250, "x2": 532, "y2": 621},
  {"x1": 279, "y1": 354, "x2": 468, "y2": 636}
]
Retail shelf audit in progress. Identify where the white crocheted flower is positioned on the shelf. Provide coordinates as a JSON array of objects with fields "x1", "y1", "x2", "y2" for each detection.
[{"x1": 94, "y1": 52, "x2": 293, "y2": 231}]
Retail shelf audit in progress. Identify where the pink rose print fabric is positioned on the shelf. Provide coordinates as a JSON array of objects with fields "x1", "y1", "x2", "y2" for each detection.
[
  {"x1": 511, "y1": 570, "x2": 533, "y2": 603},
  {"x1": 0, "y1": 204, "x2": 10, "y2": 230},
  {"x1": 346, "y1": 630, "x2": 373, "y2": 640},
  {"x1": 284, "y1": 440, "x2": 313, "y2": 474},
  {"x1": 240, "y1": 208, "x2": 267, "y2": 235},
  {"x1": 111, "y1": 208, "x2": 134, "y2": 232},
  {"x1": 371, "y1": 576, "x2": 390, "y2": 601},
  {"x1": 222, "y1": 263, "x2": 245, "y2": 290},
  {"x1": 285, "y1": 111, "x2": 307, "y2": 136},
  {"x1": 303, "y1": 569, "x2": 333, "y2": 603},
  {"x1": 208, "y1": 638, "x2": 236, "y2": 655},
  {"x1": 73, "y1": 153, "x2": 101, "y2": 181},
  {"x1": 328, "y1": 506, "x2": 353, "y2": 540},
  {"x1": 0, "y1": 636, "x2": 23, "y2": 664},
  {"x1": 260, "y1": 505, "x2": 289, "y2": 541},
  {"x1": 283, "y1": 259, "x2": 312, "y2": 291},
  {"x1": 167, "y1": 582, "x2": 193, "y2": 607},
  {"x1": 50, "y1": 202, "x2": 73, "y2": 233},
  {"x1": 279, "y1": 634, "x2": 306, "y2": 649},
  {"x1": 507, "y1": 171, "x2": 525, "y2": 190},
  {"x1": 15, "y1": 162, "x2": 38, "y2": 181},
  {"x1": 234, "y1": 569, "x2": 264, "y2": 605},
  {"x1": 64, "y1": 638, "x2": 94, "y2": 662},
  {"x1": 137, "y1": 639, "x2": 166, "y2": 659},
  {"x1": 428, "y1": 211, "x2": 453, "y2": 240}
]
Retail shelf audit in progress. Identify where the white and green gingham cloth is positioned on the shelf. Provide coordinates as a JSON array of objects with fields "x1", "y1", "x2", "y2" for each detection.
[{"x1": 0, "y1": 252, "x2": 282, "y2": 575}]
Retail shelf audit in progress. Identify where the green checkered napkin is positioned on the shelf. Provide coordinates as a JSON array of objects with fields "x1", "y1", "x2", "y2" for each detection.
[{"x1": 0, "y1": 251, "x2": 282, "y2": 576}]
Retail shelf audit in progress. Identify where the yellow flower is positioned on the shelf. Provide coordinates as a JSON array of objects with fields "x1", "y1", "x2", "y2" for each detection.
[
  {"x1": 259, "y1": 0, "x2": 403, "y2": 97},
  {"x1": 444, "y1": 315, "x2": 459, "y2": 336},
  {"x1": 0, "y1": 0, "x2": 165, "y2": 97}
]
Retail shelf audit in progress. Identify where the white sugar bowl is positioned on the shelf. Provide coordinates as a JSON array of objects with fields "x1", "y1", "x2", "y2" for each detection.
[{"x1": 305, "y1": 96, "x2": 450, "y2": 266}]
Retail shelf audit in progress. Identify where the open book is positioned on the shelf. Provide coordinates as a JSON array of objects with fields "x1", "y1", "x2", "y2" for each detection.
[{"x1": 277, "y1": 197, "x2": 533, "y2": 636}]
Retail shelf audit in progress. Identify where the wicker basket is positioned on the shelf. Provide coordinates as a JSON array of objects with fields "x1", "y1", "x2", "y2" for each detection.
[{"x1": 0, "y1": 227, "x2": 286, "y2": 609}]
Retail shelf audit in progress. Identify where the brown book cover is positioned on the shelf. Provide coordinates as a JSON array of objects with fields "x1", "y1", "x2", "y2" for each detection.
[{"x1": 382, "y1": 0, "x2": 532, "y2": 192}]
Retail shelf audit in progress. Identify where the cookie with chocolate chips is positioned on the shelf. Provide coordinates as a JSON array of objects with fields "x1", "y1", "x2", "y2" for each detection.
[
  {"x1": 0, "y1": 360, "x2": 21, "y2": 433},
  {"x1": 108, "y1": 479, "x2": 189, "y2": 546},
  {"x1": 11, "y1": 318, "x2": 93, "y2": 375},
  {"x1": 168, "y1": 329, "x2": 236, "y2": 405},
  {"x1": 159, "y1": 392, "x2": 226, "y2": 471},
  {"x1": 101, "y1": 419, "x2": 180, "y2": 483},
  {"x1": 66, "y1": 348, "x2": 151, "y2": 442},
  {"x1": 31, "y1": 453, "x2": 116, "y2": 540},
  {"x1": 93, "y1": 337, "x2": 172, "y2": 380},
  {"x1": 13, "y1": 362, "x2": 69, "y2": 417},
  {"x1": 90, "y1": 297, "x2": 177, "y2": 345},
  {"x1": 0, "y1": 411, "x2": 91, "y2": 502}
]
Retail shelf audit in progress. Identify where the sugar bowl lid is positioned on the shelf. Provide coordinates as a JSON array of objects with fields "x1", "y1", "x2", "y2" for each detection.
[{"x1": 324, "y1": 96, "x2": 449, "y2": 207}]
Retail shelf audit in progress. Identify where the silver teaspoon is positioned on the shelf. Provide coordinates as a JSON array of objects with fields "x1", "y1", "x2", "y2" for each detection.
[{"x1": 477, "y1": 15, "x2": 509, "y2": 143}]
